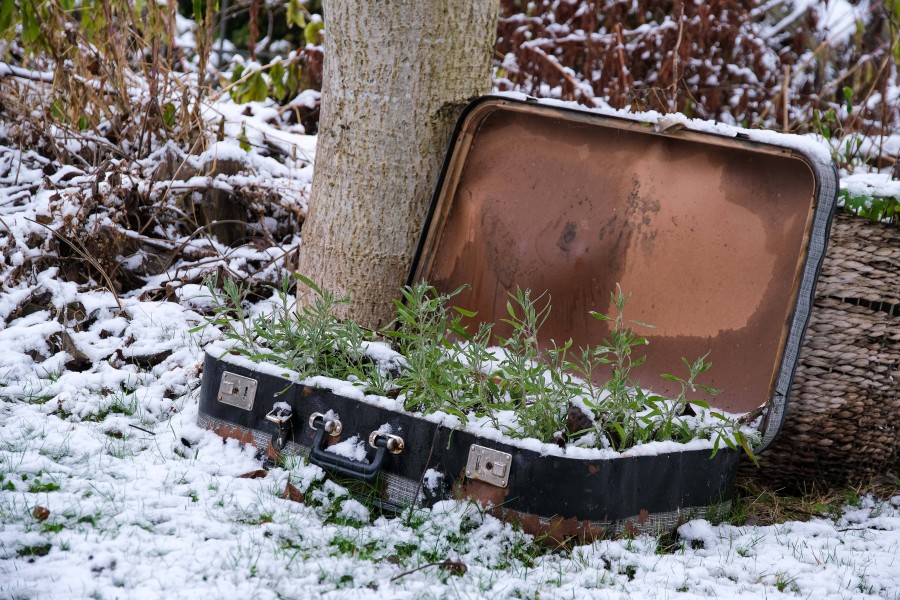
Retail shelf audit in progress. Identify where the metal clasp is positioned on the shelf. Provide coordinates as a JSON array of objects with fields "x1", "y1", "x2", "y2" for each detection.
[
  {"x1": 265, "y1": 405, "x2": 293, "y2": 424},
  {"x1": 465, "y1": 445, "x2": 512, "y2": 488},
  {"x1": 217, "y1": 372, "x2": 257, "y2": 410},
  {"x1": 265, "y1": 404, "x2": 294, "y2": 455}
]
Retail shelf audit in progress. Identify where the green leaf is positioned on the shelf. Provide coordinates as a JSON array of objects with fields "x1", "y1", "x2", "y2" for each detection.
[
  {"x1": 50, "y1": 98, "x2": 66, "y2": 122},
  {"x1": 243, "y1": 71, "x2": 269, "y2": 103},
  {"x1": 230, "y1": 64, "x2": 245, "y2": 84},
  {"x1": 448, "y1": 321, "x2": 470, "y2": 339},
  {"x1": 162, "y1": 102, "x2": 176, "y2": 128},
  {"x1": 269, "y1": 61, "x2": 286, "y2": 101},
  {"x1": 452, "y1": 306, "x2": 477, "y2": 318},
  {"x1": 77, "y1": 115, "x2": 88, "y2": 131},
  {"x1": 294, "y1": 273, "x2": 322, "y2": 296},
  {"x1": 506, "y1": 301, "x2": 516, "y2": 320},
  {"x1": 441, "y1": 405, "x2": 469, "y2": 423},
  {"x1": 842, "y1": 86, "x2": 853, "y2": 114},
  {"x1": 286, "y1": 0, "x2": 306, "y2": 28},
  {"x1": 238, "y1": 125, "x2": 251, "y2": 152},
  {"x1": 286, "y1": 63, "x2": 302, "y2": 97},
  {"x1": 738, "y1": 432, "x2": 759, "y2": 467},
  {"x1": 696, "y1": 384, "x2": 720, "y2": 395},
  {"x1": 0, "y1": 0, "x2": 16, "y2": 34},
  {"x1": 630, "y1": 319, "x2": 656, "y2": 328},
  {"x1": 304, "y1": 19, "x2": 324, "y2": 45},
  {"x1": 21, "y1": 1, "x2": 41, "y2": 46}
]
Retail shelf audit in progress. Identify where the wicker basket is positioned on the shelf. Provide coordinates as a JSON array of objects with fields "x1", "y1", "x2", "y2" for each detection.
[{"x1": 749, "y1": 209, "x2": 899, "y2": 489}]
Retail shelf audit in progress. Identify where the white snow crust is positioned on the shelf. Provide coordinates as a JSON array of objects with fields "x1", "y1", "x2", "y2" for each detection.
[{"x1": 491, "y1": 92, "x2": 835, "y2": 167}]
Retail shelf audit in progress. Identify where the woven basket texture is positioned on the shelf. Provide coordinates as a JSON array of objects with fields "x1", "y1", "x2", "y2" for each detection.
[
  {"x1": 749, "y1": 209, "x2": 899, "y2": 489},
  {"x1": 743, "y1": 209, "x2": 900, "y2": 489}
]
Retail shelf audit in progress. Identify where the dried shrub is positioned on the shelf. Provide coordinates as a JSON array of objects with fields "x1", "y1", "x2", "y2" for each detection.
[{"x1": 495, "y1": 0, "x2": 898, "y2": 166}]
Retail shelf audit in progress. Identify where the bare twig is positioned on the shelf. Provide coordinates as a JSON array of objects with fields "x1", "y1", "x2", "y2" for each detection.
[
  {"x1": 25, "y1": 218, "x2": 125, "y2": 314},
  {"x1": 161, "y1": 220, "x2": 256, "y2": 273},
  {"x1": 389, "y1": 559, "x2": 467, "y2": 582},
  {"x1": 781, "y1": 64, "x2": 791, "y2": 132},
  {"x1": 669, "y1": 2, "x2": 685, "y2": 110},
  {"x1": 128, "y1": 424, "x2": 156, "y2": 435}
]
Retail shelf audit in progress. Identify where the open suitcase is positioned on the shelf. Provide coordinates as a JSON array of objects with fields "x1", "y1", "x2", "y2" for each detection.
[{"x1": 198, "y1": 95, "x2": 838, "y2": 541}]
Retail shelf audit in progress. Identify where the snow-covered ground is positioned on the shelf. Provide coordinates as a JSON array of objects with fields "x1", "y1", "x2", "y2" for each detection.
[
  {"x1": 1, "y1": 87, "x2": 898, "y2": 599},
  {"x1": 1, "y1": 337, "x2": 899, "y2": 599}
]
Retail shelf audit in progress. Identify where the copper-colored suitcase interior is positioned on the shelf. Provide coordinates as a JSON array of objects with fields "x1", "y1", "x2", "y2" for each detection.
[{"x1": 413, "y1": 100, "x2": 819, "y2": 414}]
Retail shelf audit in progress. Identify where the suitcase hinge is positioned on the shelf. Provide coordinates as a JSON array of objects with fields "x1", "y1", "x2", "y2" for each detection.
[
  {"x1": 368, "y1": 430, "x2": 405, "y2": 455},
  {"x1": 309, "y1": 412, "x2": 343, "y2": 437}
]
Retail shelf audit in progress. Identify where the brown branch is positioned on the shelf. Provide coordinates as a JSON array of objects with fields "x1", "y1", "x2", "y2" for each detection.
[
  {"x1": 0, "y1": 63, "x2": 54, "y2": 83},
  {"x1": 523, "y1": 46, "x2": 596, "y2": 107}
]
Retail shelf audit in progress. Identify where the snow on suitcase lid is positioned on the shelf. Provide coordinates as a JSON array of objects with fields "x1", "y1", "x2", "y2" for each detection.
[{"x1": 409, "y1": 94, "x2": 838, "y2": 452}]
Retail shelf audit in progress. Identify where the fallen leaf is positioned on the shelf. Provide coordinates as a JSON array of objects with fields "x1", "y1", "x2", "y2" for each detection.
[
  {"x1": 439, "y1": 559, "x2": 467, "y2": 576},
  {"x1": 238, "y1": 469, "x2": 268, "y2": 479},
  {"x1": 282, "y1": 480, "x2": 305, "y2": 504}
]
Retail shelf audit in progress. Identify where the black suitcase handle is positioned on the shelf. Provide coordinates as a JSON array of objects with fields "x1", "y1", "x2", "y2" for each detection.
[{"x1": 307, "y1": 413, "x2": 404, "y2": 483}]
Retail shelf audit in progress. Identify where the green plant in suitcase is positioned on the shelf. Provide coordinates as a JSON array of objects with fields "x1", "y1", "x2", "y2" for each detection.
[
  {"x1": 199, "y1": 274, "x2": 758, "y2": 458},
  {"x1": 199, "y1": 274, "x2": 373, "y2": 382}
]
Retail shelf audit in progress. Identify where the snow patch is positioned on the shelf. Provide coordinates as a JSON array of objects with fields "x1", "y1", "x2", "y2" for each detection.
[{"x1": 324, "y1": 435, "x2": 368, "y2": 462}]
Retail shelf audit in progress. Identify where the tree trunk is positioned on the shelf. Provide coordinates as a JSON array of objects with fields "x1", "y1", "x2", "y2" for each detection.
[{"x1": 296, "y1": 0, "x2": 499, "y2": 329}]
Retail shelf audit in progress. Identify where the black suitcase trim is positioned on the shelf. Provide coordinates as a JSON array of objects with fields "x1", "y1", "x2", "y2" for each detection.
[{"x1": 198, "y1": 350, "x2": 739, "y2": 539}]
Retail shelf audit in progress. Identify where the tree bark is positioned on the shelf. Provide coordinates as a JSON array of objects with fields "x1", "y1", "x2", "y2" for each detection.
[{"x1": 296, "y1": 0, "x2": 499, "y2": 329}]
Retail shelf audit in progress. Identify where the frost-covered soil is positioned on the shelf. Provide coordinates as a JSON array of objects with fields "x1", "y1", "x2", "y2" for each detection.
[
  {"x1": 1, "y1": 338, "x2": 899, "y2": 600},
  {"x1": 2, "y1": 93, "x2": 899, "y2": 598}
]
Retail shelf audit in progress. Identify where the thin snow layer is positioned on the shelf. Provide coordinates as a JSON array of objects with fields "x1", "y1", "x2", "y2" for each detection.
[
  {"x1": 841, "y1": 172, "x2": 900, "y2": 199},
  {"x1": 492, "y1": 92, "x2": 835, "y2": 167},
  {"x1": 1, "y1": 277, "x2": 899, "y2": 600},
  {"x1": 325, "y1": 435, "x2": 369, "y2": 462},
  {"x1": 2, "y1": 297, "x2": 897, "y2": 600},
  {"x1": 2, "y1": 383, "x2": 899, "y2": 600}
]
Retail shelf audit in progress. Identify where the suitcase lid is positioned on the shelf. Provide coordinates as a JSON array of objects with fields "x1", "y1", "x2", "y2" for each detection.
[{"x1": 408, "y1": 94, "x2": 838, "y2": 451}]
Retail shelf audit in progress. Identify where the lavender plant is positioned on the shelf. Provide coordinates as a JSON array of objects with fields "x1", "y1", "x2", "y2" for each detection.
[{"x1": 200, "y1": 275, "x2": 758, "y2": 458}]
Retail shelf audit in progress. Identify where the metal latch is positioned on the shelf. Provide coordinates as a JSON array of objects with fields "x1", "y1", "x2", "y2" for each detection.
[
  {"x1": 265, "y1": 404, "x2": 294, "y2": 453},
  {"x1": 465, "y1": 445, "x2": 512, "y2": 488},
  {"x1": 217, "y1": 372, "x2": 258, "y2": 410}
]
